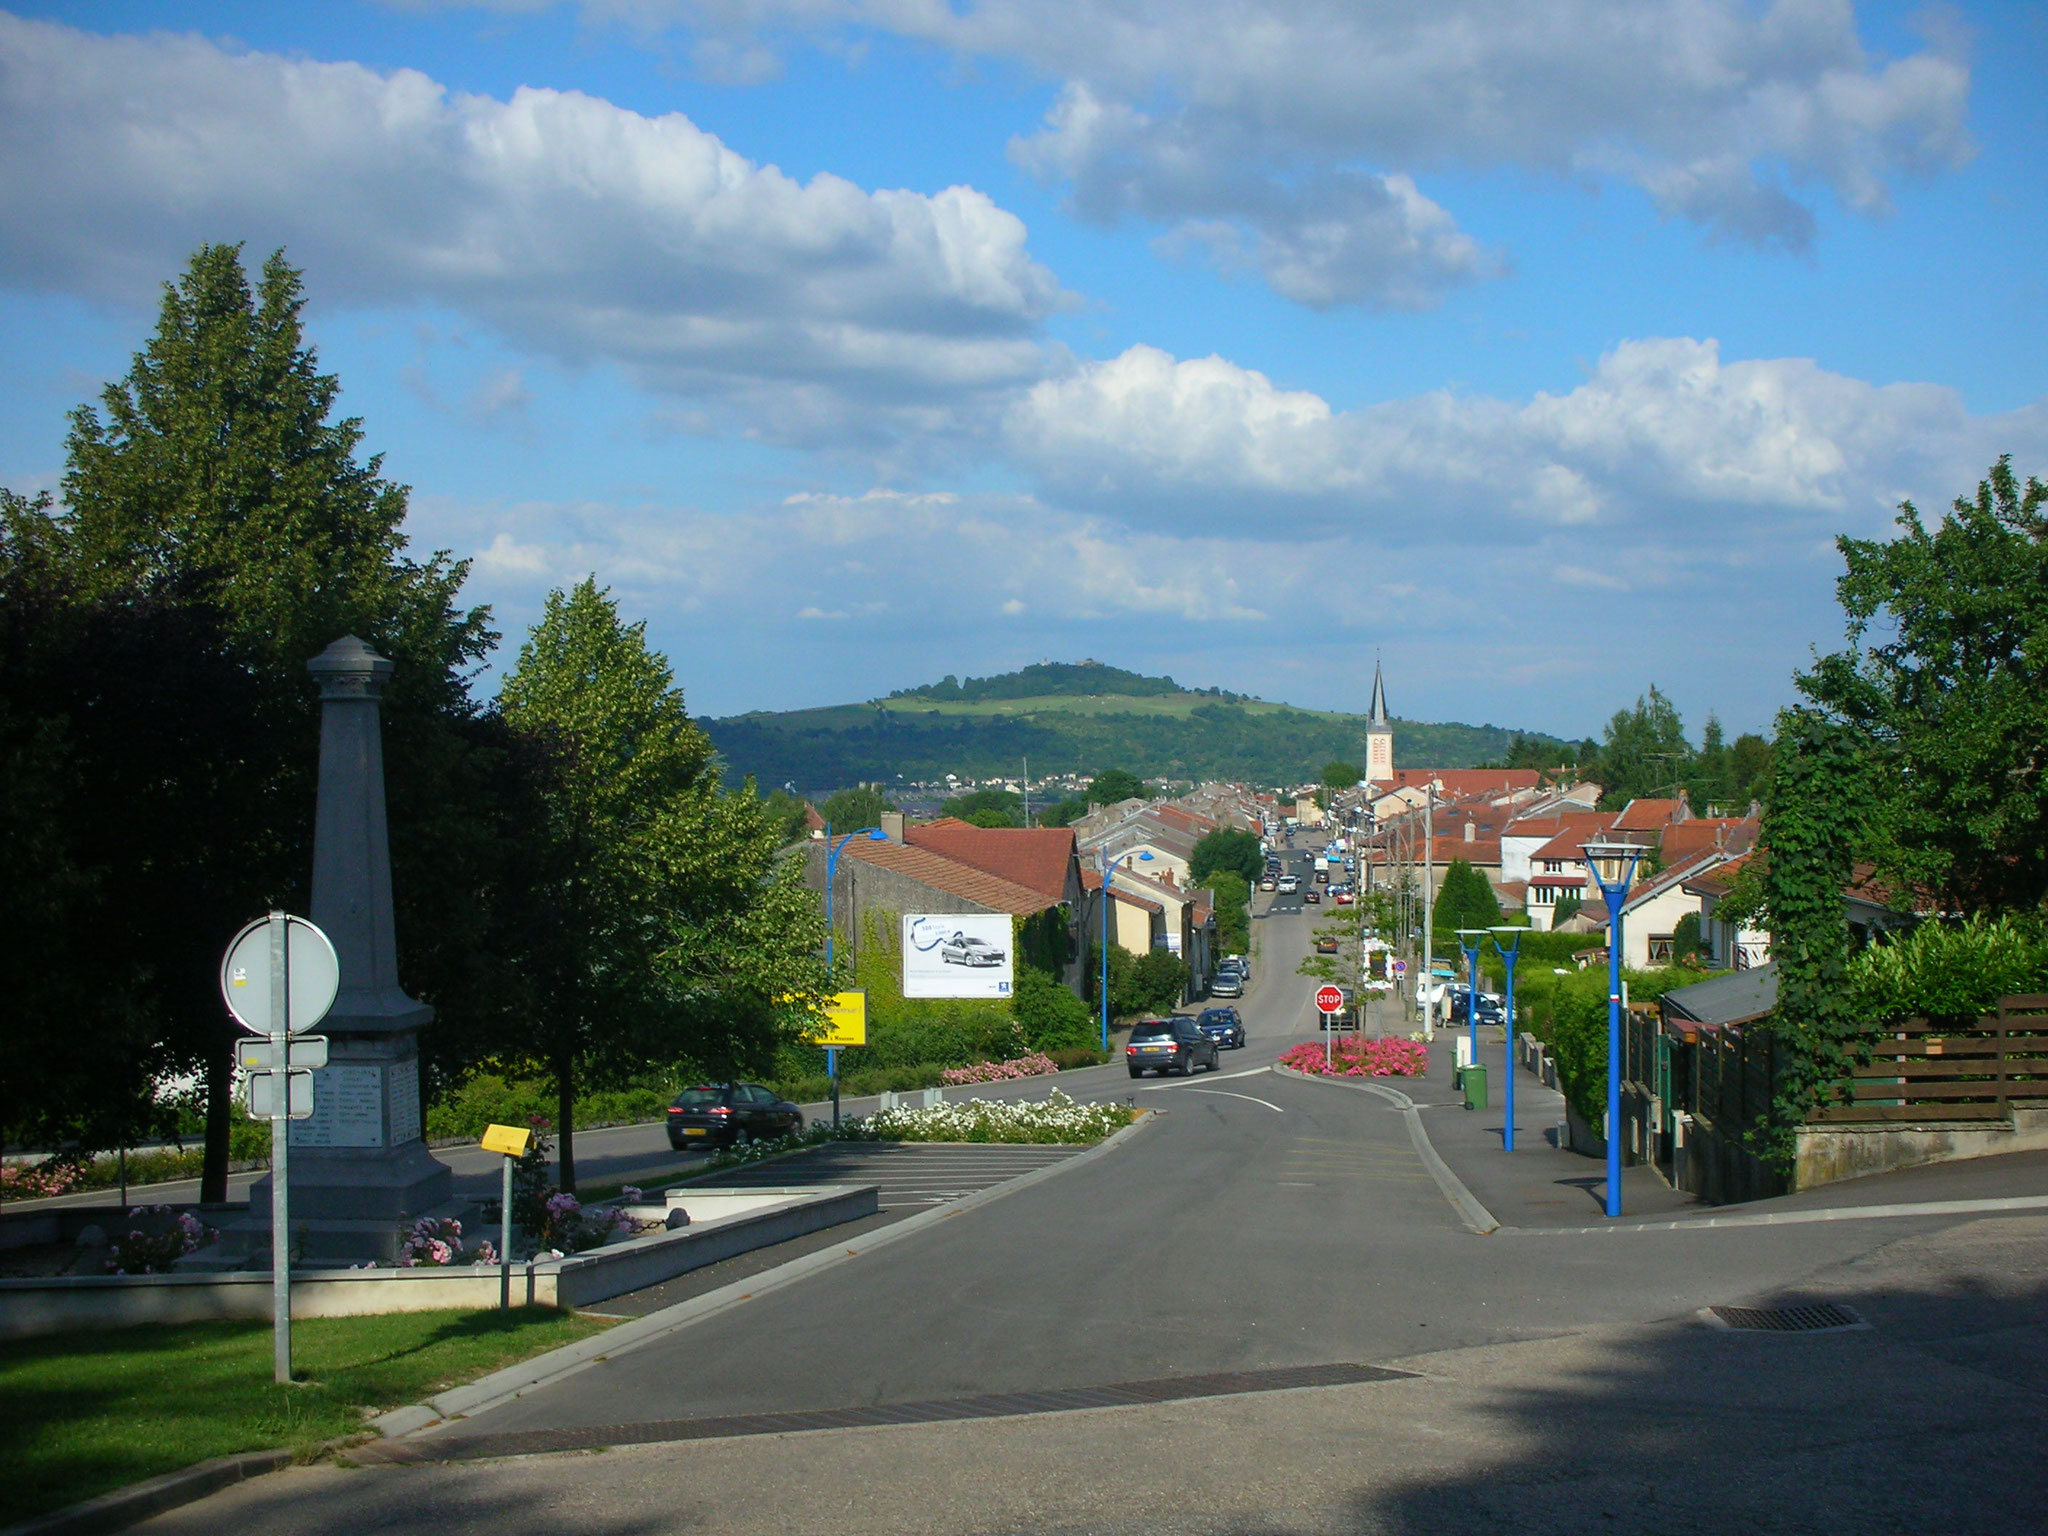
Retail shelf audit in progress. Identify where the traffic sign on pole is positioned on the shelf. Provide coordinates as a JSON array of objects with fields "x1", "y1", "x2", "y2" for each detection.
[
  {"x1": 1391, "y1": 959, "x2": 1408, "y2": 978},
  {"x1": 1315, "y1": 984, "x2": 1344, "y2": 1014},
  {"x1": 245, "y1": 1069, "x2": 315, "y2": 1120},
  {"x1": 239, "y1": 1036, "x2": 329, "y2": 1072},
  {"x1": 221, "y1": 915, "x2": 339, "y2": 1036}
]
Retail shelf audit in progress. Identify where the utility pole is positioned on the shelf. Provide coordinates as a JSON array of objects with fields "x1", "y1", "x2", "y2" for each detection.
[
  {"x1": 1419, "y1": 783, "x2": 1438, "y2": 1039},
  {"x1": 1023, "y1": 755, "x2": 1031, "y2": 827}
]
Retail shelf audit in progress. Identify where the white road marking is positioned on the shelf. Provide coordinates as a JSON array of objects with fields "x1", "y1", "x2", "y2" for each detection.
[{"x1": 1181, "y1": 1088, "x2": 1285, "y2": 1113}]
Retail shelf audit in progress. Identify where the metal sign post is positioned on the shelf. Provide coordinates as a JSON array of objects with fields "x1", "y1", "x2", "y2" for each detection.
[
  {"x1": 1315, "y1": 984, "x2": 1344, "y2": 1069},
  {"x1": 267, "y1": 914, "x2": 291, "y2": 1384},
  {"x1": 221, "y1": 912, "x2": 339, "y2": 1386},
  {"x1": 479, "y1": 1124, "x2": 533, "y2": 1310}
]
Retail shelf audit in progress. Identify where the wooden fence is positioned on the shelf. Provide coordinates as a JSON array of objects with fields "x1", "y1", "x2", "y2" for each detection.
[{"x1": 1808, "y1": 993, "x2": 2048, "y2": 1122}]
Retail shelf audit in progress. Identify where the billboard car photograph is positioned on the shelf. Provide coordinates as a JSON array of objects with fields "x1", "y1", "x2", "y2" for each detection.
[{"x1": 903, "y1": 913, "x2": 1014, "y2": 998}]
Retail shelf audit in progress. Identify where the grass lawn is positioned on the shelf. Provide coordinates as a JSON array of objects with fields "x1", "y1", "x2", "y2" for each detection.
[{"x1": 2, "y1": 1306, "x2": 616, "y2": 1522}]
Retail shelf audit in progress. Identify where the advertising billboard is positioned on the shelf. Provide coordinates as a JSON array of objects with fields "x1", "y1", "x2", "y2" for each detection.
[{"x1": 902, "y1": 913, "x2": 1015, "y2": 998}]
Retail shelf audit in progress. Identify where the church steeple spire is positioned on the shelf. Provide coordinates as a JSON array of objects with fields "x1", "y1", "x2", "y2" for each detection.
[
  {"x1": 1365, "y1": 659, "x2": 1394, "y2": 785},
  {"x1": 1367, "y1": 659, "x2": 1390, "y2": 727}
]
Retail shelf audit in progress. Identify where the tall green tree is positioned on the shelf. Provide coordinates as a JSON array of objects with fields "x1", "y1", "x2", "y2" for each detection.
[
  {"x1": 1190, "y1": 827, "x2": 1263, "y2": 886},
  {"x1": 819, "y1": 785, "x2": 895, "y2": 832},
  {"x1": 498, "y1": 579, "x2": 826, "y2": 1191},
  {"x1": 1797, "y1": 457, "x2": 2048, "y2": 911},
  {"x1": 1321, "y1": 760, "x2": 1362, "y2": 789},
  {"x1": 1088, "y1": 768, "x2": 1147, "y2": 805},
  {"x1": 1432, "y1": 859, "x2": 1503, "y2": 944},
  {"x1": 940, "y1": 787, "x2": 1022, "y2": 827},
  {"x1": 1590, "y1": 686, "x2": 1691, "y2": 807},
  {"x1": 5, "y1": 245, "x2": 490, "y2": 1196},
  {"x1": 1207, "y1": 870, "x2": 1251, "y2": 955}
]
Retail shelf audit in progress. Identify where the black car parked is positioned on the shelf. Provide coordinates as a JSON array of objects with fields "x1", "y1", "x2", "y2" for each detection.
[
  {"x1": 1125, "y1": 1017, "x2": 1221, "y2": 1077},
  {"x1": 666, "y1": 1082, "x2": 804, "y2": 1150},
  {"x1": 1196, "y1": 1007, "x2": 1246, "y2": 1049}
]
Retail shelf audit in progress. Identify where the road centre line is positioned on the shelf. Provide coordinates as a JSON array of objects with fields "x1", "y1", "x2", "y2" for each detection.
[{"x1": 1182, "y1": 1089, "x2": 1285, "y2": 1112}]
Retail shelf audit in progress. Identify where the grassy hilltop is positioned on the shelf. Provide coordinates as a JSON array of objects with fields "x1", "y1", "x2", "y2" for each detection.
[{"x1": 705, "y1": 661, "x2": 1567, "y2": 790}]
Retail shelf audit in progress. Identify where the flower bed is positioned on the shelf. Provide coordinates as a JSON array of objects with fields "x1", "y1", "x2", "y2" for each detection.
[
  {"x1": 1281, "y1": 1038, "x2": 1429, "y2": 1078},
  {"x1": 867, "y1": 1089, "x2": 1135, "y2": 1144},
  {"x1": 939, "y1": 1052, "x2": 1060, "y2": 1085},
  {"x1": 698, "y1": 1090, "x2": 1136, "y2": 1168}
]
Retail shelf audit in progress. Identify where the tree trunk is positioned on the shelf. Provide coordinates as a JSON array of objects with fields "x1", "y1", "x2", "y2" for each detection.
[
  {"x1": 200, "y1": 1032, "x2": 232, "y2": 1204},
  {"x1": 555, "y1": 1053, "x2": 576, "y2": 1195}
]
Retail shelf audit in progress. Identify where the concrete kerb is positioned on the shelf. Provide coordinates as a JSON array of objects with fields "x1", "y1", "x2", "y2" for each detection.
[
  {"x1": 0, "y1": 1448, "x2": 298, "y2": 1536},
  {"x1": 1270, "y1": 1065, "x2": 1501, "y2": 1236},
  {"x1": 1500, "y1": 1191, "x2": 2048, "y2": 1236},
  {"x1": 367, "y1": 1110, "x2": 1165, "y2": 1442}
]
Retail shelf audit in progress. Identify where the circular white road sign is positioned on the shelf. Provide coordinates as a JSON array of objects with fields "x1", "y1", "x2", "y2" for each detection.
[{"x1": 220, "y1": 913, "x2": 340, "y2": 1035}]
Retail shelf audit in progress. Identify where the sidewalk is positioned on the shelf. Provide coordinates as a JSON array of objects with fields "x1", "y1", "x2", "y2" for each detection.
[{"x1": 1405, "y1": 1022, "x2": 1695, "y2": 1229}]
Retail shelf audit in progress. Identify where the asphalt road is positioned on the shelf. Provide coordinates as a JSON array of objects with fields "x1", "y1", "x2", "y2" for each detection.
[{"x1": 111, "y1": 828, "x2": 2048, "y2": 1533}]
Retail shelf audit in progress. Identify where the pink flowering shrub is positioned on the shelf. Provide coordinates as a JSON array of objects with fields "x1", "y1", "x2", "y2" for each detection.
[
  {"x1": 106, "y1": 1206, "x2": 216, "y2": 1273},
  {"x1": 535, "y1": 1191, "x2": 642, "y2": 1255},
  {"x1": 398, "y1": 1215, "x2": 499, "y2": 1267},
  {"x1": 1281, "y1": 1038, "x2": 1429, "y2": 1078},
  {"x1": 3, "y1": 1161, "x2": 84, "y2": 1199},
  {"x1": 940, "y1": 1052, "x2": 1061, "y2": 1085}
]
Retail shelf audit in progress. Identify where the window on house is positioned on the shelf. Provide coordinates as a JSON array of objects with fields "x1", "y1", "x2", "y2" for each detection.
[{"x1": 1647, "y1": 934, "x2": 1675, "y2": 963}]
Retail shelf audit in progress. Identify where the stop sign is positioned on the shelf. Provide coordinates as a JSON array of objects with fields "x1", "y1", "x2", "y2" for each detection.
[{"x1": 1315, "y1": 984, "x2": 1344, "y2": 1014}]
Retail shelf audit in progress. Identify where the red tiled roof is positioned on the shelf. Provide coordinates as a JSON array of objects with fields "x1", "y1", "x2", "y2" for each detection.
[
  {"x1": 1385, "y1": 768, "x2": 1542, "y2": 794},
  {"x1": 905, "y1": 823, "x2": 1079, "y2": 906},
  {"x1": 838, "y1": 837, "x2": 1057, "y2": 915},
  {"x1": 1658, "y1": 818, "x2": 1758, "y2": 866},
  {"x1": 1683, "y1": 850, "x2": 1755, "y2": 898},
  {"x1": 1613, "y1": 798, "x2": 1683, "y2": 830}
]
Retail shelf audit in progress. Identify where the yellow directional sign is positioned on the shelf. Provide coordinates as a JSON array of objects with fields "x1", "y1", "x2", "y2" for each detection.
[
  {"x1": 809, "y1": 990, "x2": 868, "y2": 1048},
  {"x1": 480, "y1": 1123, "x2": 532, "y2": 1158}
]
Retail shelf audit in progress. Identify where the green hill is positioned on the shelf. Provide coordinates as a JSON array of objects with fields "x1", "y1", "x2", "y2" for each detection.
[{"x1": 706, "y1": 664, "x2": 1569, "y2": 791}]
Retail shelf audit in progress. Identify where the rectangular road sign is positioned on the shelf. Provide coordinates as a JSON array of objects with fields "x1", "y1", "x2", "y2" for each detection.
[
  {"x1": 808, "y1": 990, "x2": 868, "y2": 1048},
  {"x1": 480, "y1": 1123, "x2": 532, "y2": 1157},
  {"x1": 238, "y1": 1036, "x2": 329, "y2": 1072},
  {"x1": 245, "y1": 1069, "x2": 314, "y2": 1120}
]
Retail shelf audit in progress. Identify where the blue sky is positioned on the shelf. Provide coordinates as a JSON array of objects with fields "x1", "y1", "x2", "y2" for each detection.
[{"x1": 2, "y1": 1, "x2": 2044, "y2": 742}]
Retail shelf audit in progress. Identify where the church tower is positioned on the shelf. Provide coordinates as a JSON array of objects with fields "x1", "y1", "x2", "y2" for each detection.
[{"x1": 1365, "y1": 661, "x2": 1394, "y2": 785}]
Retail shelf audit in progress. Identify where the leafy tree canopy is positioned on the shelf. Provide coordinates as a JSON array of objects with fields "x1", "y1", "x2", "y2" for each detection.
[
  {"x1": 940, "y1": 787, "x2": 1022, "y2": 827},
  {"x1": 1589, "y1": 685, "x2": 1690, "y2": 807},
  {"x1": 2, "y1": 244, "x2": 490, "y2": 1194},
  {"x1": 497, "y1": 578, "x2": 826, "y2": 1188},
  {"x1": 1190, "y1": 827, "x2": 1263, "y2": 886},
  {"x1": 1432, "y1": 858, "x2": 1503, "y2": 943},
  {"x1": 1797, "y1": 456, "x2": 2048, "y2": 912},
  {"x1": 1088, "y1": 767, "x2": 1148, "y2": 805},
  {"x1": 1321, "y1": 760, "x2": 1362, "y2": 789},
  {"x1": 819, "y1": 784, "x2": 896, "y2": 832}
]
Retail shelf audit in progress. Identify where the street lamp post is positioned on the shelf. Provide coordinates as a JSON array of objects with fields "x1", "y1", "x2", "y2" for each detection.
[
  {"x1": 823, "y1": 824, "x2": 890, "y2": 1126},
  {"x1": 1489, "y1": 926, "x2": 1524, "y2": 1152},
  {"x1": 1099, "y1": 848, "x2": 1154, "y2": 1051},
  {"x1": 1581, "y1": 839, "x2": 1644, "y2": 1217},
  {"x1": 1455, "y1": 928, "x2": 1488, "y2": 1075}
]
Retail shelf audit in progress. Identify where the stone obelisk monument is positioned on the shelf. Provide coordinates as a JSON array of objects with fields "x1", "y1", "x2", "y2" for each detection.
[{"x1": 246, "y1": 636, "x2": 455, "y2": 1263}]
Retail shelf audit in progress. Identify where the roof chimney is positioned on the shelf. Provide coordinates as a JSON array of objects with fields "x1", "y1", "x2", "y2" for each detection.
[
  {"x1": 1464, "y1": 820, "x2": 1475, "y2": 843},
  {"x1": 880, "y1": 811, "x2": 904, "y2": 841}
]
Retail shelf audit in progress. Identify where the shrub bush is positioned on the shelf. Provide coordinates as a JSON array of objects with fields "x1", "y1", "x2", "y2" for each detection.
[
  {"x1": 1848, "y1": 914, "x2": 2048, "y2": 1027},
  {"x1": 1013, "y1": 967, "x2": 1094, "y2": 1052}
]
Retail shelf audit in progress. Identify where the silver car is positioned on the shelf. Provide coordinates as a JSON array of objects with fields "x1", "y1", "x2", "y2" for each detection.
[{"x1": 939, "y1": 933, "x2": 1006, "y2": 967}]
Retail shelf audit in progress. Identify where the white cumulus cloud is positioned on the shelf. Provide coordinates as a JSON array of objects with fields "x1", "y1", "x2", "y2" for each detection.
[
  {"x1": 528, "y1": 0, "x2": 1974, "y2": 301},
  {"x1": 1006, "y1": 336, "x2": 2043, "y2": 538},
  {"x1": 0, "y1": 12, "x2": 1068, "y2": 440}
]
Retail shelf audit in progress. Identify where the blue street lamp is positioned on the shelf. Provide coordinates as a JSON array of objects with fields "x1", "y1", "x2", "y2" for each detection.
[
  {"x1": 1489, "y1": 926, "x2": 1524, "y2": 1152},
  {"x1": 823, "y1": 823, "x2": 889, "y2": 1125},
  {"x1": 1099, "y1": 849, "x2": 1155, "y2": 1051},
  {"x1": 1581, "y1": 839, "x2": 1644, "y2": 1218},
  {"x1": 1455, "y1": 928, "x2": 1488, "y2": 1076}
]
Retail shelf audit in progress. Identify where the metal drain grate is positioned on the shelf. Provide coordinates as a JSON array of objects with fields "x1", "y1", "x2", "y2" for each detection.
[
  {"x1": 361, "y1": 1361, "x2": 1415, "y2": 1465},
  {"x1": 1705, "y1": 1302, "x2": 1868, "y2": 1333}
]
